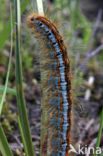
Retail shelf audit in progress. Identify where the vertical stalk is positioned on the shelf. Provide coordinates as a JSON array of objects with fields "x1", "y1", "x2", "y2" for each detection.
[
  {"x1": 14, "y1": 0, "x2": 35, "y2": 155},
  {"x1": 95, "y1": 108, "x2": 103, "y2": 156},
  {"x1": 36, "y1": 0, "x2": 44, "y2": 15}
]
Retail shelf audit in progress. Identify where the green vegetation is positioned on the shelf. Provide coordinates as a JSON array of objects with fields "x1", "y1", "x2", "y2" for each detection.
[{"x1": 0, "y1": 0, "x2": 103, "y2": 155}]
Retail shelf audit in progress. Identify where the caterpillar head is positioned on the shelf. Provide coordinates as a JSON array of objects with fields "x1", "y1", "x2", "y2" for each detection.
[{"x1": 26, "y1": 13, "x2": 43, "y2": 31}]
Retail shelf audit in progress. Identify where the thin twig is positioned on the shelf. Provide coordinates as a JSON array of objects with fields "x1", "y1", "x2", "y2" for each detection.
[
  {"x1": 80, "y1": 44, "x2": 103, "y2": 70},
  {"x1": 79, "y1": 9, "x2": 103, "y2": 72},
  {"x1": 87, "y1": 9, "x2": 102, "y2": 53},
  {"x1": 83, "y1": 44, "x2": 103, "y2": 65}
]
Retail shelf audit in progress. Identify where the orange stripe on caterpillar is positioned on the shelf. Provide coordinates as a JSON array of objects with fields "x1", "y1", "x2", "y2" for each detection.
[{"x1": 27, "y1": 13, "x2": 72, "y2": 156}]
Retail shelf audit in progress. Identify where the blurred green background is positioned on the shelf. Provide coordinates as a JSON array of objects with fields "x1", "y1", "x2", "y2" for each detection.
[{"x1": 0, "y1": 0, "x2": 103, "y2": 155}]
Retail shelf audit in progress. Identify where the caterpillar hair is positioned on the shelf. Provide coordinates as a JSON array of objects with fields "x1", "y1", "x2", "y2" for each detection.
[{"x1": 27, "y1": 13, "x2": 72, "y2": 156}]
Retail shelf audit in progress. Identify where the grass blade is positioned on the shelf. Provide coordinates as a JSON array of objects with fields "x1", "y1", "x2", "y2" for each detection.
[
  {"x1": 0, "y1": 124, "x2": 13, "y2": 156},
  {"x1": 0, "y1": 2, "x2": 13, "y2": 115},
  {"x1": 18, "y1": 116, "x2": 28, "y2": 155},
  {"x1": 14, "y1": 0, "x2": 35, "y2": 155},
  {"x1": 95, "y1": 108, "x2": 103, "y2": 156},
  {"x1": 0, "y1": 85, "x2": 16, "y2": 96}
]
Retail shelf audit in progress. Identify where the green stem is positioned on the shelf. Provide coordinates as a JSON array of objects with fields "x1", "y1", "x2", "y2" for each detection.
[
  {"x1": 95, "y1": 108, "x2": 103, "y2": 156},
  {"x1": 0, "y1": 2, "x2": 13, "y2": 115},
  {"x1": 14, "y1": 0, "x2": 35, "y2": 155},
  {"x1": 0, "y1": 124, "x2": 13, "y2": 156},
  {"x1": 0, "y1": 85, "x2": 16, "y2": 96}
]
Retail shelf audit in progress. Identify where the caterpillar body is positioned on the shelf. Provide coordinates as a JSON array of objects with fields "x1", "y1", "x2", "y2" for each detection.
[{"x1": 27, "y1": 13, "x2": 72, "y2": 156}]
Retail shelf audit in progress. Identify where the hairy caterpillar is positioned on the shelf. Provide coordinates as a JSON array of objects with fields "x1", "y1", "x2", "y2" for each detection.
[{"x1": 27, "y1": 13, "x2": 72, "y2": 156}]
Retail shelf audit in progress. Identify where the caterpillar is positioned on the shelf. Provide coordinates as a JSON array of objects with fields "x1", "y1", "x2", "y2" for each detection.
[{"x1": 27, "y1": 13, "x2": 72, "y2": 156}]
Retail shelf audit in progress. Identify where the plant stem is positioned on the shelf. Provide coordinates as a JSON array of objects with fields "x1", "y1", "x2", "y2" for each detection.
[{"x1": 14, "y1": 0, "x2": 35, "y2": 155}]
